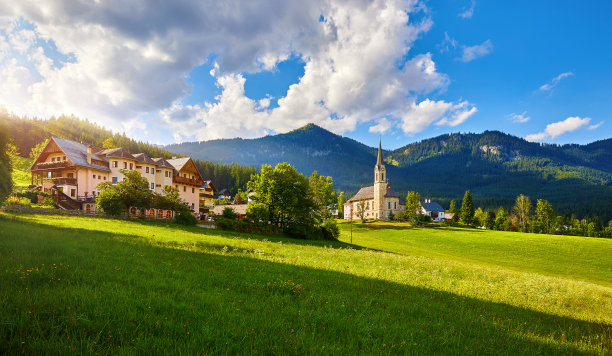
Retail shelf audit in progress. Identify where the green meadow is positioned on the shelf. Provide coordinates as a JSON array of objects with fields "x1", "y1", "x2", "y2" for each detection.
[{"x1": 0, "y1": 214, "x2": 610, "y2": 354}]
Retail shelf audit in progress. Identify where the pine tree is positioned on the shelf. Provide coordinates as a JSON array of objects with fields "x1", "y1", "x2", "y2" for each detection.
[{"x1": 460, "y1": 190, "x2": 475, "y2": 225}]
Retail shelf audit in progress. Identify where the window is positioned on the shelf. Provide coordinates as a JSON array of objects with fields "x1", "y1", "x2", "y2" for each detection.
[
  {"x1": 151, "y1": 183, "x2": 155, "y2": 190},
  {"x1": 388, "y1": 202, "x2": 391, "y2": 209},
  {"x1": 192, "y1": 188, "x2": 195, "y2": 193},
  {"x1": 129, "y1": 163, "x2": 133, "y2": 170},
  {"x1": 51, "y1": 157, "x2": 56, "y2": 162},
  {"x1": 70, "y1": 189, "x2": 76, "y2": 197},
  {"x1": 98, "y1": 175, "x2": 101, "y2": 179},
  {"x1": 123, "y1": 162, "x2": 127, "y2": 169},
  {"x1": 165, "y1": 171, "x2": 169, "y2": 177},
  {"x1": 63, "y1": 156, "x2": 66, "y2": 161},
  {"x1": 112, "y1": 177, "x2": 117, "y2": 184},
  {"x1": 103, "y1": 177, "x2": 107, "y2": 181},
  {"x1": 93, "y1": 174, "x2": 96, "y2": 179},
  {"x1": 183, "y1": 186, "x2": 186, "y2": 192},
  {"x1": 136, "y1": 165, "x2": 142, "y2": 169},
  {"x1": 67, "y1": 173, "x2": 73, "y2": 178},
  {"x1": 146, "y1": 167, "x2": 149, "y2": 173},
  {"x1": 382, "y1": 173, "x2": 384, "y2": 181},
  {"x1": 113, "y1": 161, "x2": 118, "y2": 168},
  {"x1": 394, "y1": 202, "x2": 397, "y2": 209},
  {"x1": 156, "y1": 169, "x2": 161, "y2": 173}
]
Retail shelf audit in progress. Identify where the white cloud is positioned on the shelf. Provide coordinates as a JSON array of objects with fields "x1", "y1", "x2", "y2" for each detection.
[
  {"x1": 439, "y1": 32, "x2": 458, "y2": 53},
  {"x1": 587, "y1": 121, "x2": 604, "y2": 130},
  {"x1": 525, "y1": 116, "x2": 592, "y2": 142},
  {"x1": 459, "y1": 39, "x2": 493, "y2": 62},
  {"x1": 508, "y1": 111, "x2": 530, "y2": 123},
  {"x1": 538, "y1": 71, "x2": 573, "y2": 92},
  {"x1": 369, "y1": 118, "x2": 392, "y2": 134},
  {"x1": 0, "y1": 0, "x2": 475, "y2": 143},
  {"x1": 400, "y1": 99, "x2": 477, "y2": 134},
  {"x1": 458, "y1": 0, "x2": 476, "y2": 19}
]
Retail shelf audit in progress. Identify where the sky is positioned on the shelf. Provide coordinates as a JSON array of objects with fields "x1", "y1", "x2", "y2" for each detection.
[{"x1": 0, "y1": 0, "x2": 611, "y2": 149}]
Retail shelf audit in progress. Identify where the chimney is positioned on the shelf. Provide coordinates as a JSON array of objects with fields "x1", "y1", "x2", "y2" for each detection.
[{"x1": 87, "y1": 145, "x2": 92, "y2": 164}]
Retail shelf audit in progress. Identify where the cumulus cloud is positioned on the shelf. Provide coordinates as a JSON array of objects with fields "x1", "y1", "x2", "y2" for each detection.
[
  {"x1": 459, "y1": 39, "x2": 493, "y2": 62},
  {"x1": 538, "y1": 71, "x2": 573, "y2": 92},
  {"x1": 458, "y1": 0, "x2": 476, "y2": 19},
  {"x1": 0, "y1": 0, "x2": 475, "y2": 142},
  {"x1": 369, "y1": 118, "x2": 392, "y2": 134},
  {"x1": 525, "y1": 116, "x2": 592, "y2": 142},
  {"x1": 399, "y1": 99, "x2": 477, "y2": 134},
  {"x1": 507, "y1": 111, "x2": 530, "y2": 123}
]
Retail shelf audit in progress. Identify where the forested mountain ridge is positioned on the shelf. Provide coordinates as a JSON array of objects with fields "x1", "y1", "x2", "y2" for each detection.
[{"x1": 169, "y1": 124, "x2": 612, "y2": 220}]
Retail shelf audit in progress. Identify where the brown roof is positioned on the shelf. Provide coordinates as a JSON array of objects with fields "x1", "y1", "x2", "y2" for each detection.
[
  {"x1": 212, "y1": 204, "x2": 248, "y2": 216},
  {"x1": 347, "y1": 184, "x2": 400, "y2": 203},
  {"x1": 133, "y1": 153, "x2": 158, "y2": 165},
  {"x1": 347, "y1": 186, "x2": 374, "y2": 202},
  {"x1": 101, "y1": 147, "x2": 135, "y2": 159},
  {"x1": 152, "y1": 157, "x2": 175, "y2": 169}
]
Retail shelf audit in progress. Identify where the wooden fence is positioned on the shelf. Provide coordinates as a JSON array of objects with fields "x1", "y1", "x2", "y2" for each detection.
[{"x1": 2, "y1": 205, "x2": 175, "y2": 221}]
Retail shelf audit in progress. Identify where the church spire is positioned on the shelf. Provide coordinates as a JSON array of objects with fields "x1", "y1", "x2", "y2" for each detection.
[{"x1": 376, "y1": 139, "x2": 384, "y2": 166}]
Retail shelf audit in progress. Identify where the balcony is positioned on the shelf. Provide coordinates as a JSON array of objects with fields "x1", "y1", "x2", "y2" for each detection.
[
  {"x1": 199, "y1": 193, "x2": 214, "y2": 198},
  {"x1": 52, "y1": 177, "x2": 78, "y2": 186},
  {"x1": 173, "y1": 175, "x2": 204, "y2": 187},
  {"x1": 32, "y1": 161, "x2": 73, "y2": 171}
]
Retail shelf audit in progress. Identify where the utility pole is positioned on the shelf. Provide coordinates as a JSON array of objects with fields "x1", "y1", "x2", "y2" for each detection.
[{"x1": 350, "y1": 205, "x2": 353, "y2": 243}]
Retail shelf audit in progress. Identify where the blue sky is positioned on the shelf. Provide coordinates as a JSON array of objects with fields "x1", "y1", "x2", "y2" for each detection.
[{"x1": 0, "y1": 1, "x2": 610, "y2": 149}]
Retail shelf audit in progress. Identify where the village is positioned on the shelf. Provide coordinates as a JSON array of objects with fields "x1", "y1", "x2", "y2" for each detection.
[{"x1": 28, "y1": 136, "x2": 448, "y2": 223}]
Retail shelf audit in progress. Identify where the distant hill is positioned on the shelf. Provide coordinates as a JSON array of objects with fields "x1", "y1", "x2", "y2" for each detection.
[{"x1": 168, "y1": 124, "x2": 612, "y2": 220}]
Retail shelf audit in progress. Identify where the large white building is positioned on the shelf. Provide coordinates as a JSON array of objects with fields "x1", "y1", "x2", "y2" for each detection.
[
  {"x1": 344, "y1": 141, "x2": 404, "y2": 220},
  {"x1": 30, "y1": 137, "x2": 204, "y2": 212}
]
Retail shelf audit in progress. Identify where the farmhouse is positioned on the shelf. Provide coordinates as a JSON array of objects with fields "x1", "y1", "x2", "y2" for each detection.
[
  {"x1": 343, "y1": 141, "x2": 404, "y2": 220},
  {"x1": 29, "y1": 137, "x2": 205, "y2": 213},
  {"x1": 199, "y1": 180, "x2": 217, "y2": 219},
  {"x1": 421, "y1": 199, "x2": 446, "y2": 222}
]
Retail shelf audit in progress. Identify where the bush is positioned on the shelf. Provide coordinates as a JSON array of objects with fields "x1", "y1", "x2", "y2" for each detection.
[
  {"x1": 175, "y1": 204, "x2": 197, "y2": 225},
  {"x1": 321, "y1": 219, "x2": 340, "y2": 240},
  {"x1": 285, "y1": 224, "x2": 324, "y2": 240},
  {"x1": 221, "y1": 207, "x2": 238, "y2": 220},
  {"x1": 417, "y1": 214, "x2": 432, "y2": 223}
]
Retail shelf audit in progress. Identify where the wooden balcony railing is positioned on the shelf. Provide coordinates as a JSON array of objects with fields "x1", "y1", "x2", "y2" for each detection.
[
  {"x1": 52, "y1": 177, "x2": 77, "y2": 186},
  {"x1": 32, "y1": 161, "x2": 73, "y2": 171},
  {"x1": 173, "y1": 175, "x2": 204, "y2": 187}
]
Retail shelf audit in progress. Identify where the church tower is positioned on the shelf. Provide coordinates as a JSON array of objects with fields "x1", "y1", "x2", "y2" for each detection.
[{"x1": 373, "y1": 140, "x2": 387, "y2": 219}]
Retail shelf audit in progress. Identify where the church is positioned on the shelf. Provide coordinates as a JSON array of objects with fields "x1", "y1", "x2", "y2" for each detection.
[{"x1": 344, "y1": 141, "x2": 404, "y2": 220}]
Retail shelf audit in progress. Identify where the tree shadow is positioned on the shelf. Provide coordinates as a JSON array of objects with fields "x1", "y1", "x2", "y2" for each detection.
[{"x1": 1, "y1": 217, "x2": 610, "y2": 355}]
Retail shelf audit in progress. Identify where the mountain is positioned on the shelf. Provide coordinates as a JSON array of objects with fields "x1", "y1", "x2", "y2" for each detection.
[{"x1": 167, "y1": 124, "x2": 612, "y2": 220}]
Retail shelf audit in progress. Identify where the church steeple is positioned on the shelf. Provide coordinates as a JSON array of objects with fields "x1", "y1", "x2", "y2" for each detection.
[{"x1": 376, "y1": 139, "x2": 384, "y2": 166}]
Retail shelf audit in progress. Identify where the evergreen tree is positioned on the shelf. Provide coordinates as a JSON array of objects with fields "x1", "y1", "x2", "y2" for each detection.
[
  {"x1": 448, "y1": 199, "x2": 458, "y2": 214},
  {"x1": 460, "y1": 190, "x2": 475, "y2": 225}
]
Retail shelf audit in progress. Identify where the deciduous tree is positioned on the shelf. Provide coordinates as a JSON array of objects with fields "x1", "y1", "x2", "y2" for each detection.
[
  {"x1": 535, "y1": 199, "x2": 556, "y2": 234},
  {"x1": 404, "y1": 191, "x2": 422, "y2": 226},
  {"x1": 513, "y1": 194, "x2": 532, "y2": 232}
]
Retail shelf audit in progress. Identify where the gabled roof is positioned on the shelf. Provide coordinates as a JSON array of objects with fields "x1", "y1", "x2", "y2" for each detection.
[
  {"x1": 200, "y1": 180, "x2": 216, "y2": 192},
  {"x1": 166, "y1": 157, "x2": 191, "y2": 171},
  {"x1": 101, "y1": 147, "x2": 135, "y2": 159},
  {"x1": 422, "y1": 201, "x2": 445, "y2": 212},
  {"x1": 218, "y1": 188, "x2": 230, "y2": 195},
  {"x1": 49, "y1": 137, "x2": 111, "y2": 172},
  {"x1": 347, "y1": 186, "x2": 374, "y2": 202},
  {"x1": 133, "y1": 153, "x2": 158, "y2": 165},
  {"x1": 152, "y1": 157, "x2": 175, "y2": 169}
]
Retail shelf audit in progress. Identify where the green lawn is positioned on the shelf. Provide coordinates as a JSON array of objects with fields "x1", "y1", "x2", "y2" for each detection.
[
  {"x1": 1, "y1": 213, "x2": 610, "y2": 354},
  {"x1": 11, "y1": 156, "x2": 32, "y2": 188}
]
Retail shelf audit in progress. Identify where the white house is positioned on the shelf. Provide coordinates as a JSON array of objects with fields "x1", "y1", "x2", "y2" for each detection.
[{"x1": 421, "y1": 199, "x2": 445, "y2": 222}]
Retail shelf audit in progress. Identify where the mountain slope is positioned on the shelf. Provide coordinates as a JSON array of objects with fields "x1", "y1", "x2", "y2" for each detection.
[{"x1": 168, "y1": 124, "x2": 612, "y2": 220}]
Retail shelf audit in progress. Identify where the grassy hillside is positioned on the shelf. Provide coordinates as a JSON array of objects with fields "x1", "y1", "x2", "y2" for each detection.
[
  {"x1": 11, "y1": 156, "x2": 32, "y2": 188},
  {"x1": 1, "y1": 214, "x2": 610, "y2": 354}
]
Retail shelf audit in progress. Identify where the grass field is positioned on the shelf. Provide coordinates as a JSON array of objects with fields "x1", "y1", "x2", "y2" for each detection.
[{"x1": 1, "y1": 213, "x2": 610, "y2": 354}]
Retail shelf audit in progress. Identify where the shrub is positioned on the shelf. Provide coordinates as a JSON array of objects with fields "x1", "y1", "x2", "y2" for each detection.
[
  {"x1": 221, "y1": 207, "x2": 238, "y2": 220},
  {"x1": 285, "y1": 224, "x2": 324, "y2": 240},
  {"x1": 175, "y1": 205, "x2": 197, "y2": 225},
  {"x1": 321, "y1": 219, "x2": 340, "y2": 240}
]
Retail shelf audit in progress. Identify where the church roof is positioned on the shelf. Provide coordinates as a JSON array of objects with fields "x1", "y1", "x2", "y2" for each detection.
[
  {"x1": 347, "y1": 186, "x2": 374, "y2": 202},
  {"x1": 376, "y1": 140, "x2": 384, "y2": 166},
  {"x1": 384, "y1": 187, "x2": 400, "y2": 198}
]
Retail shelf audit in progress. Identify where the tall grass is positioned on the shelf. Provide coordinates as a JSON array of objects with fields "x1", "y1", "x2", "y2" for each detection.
[{"x1": 1, "y1": 213, "x2": 610, "y2": 354}]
